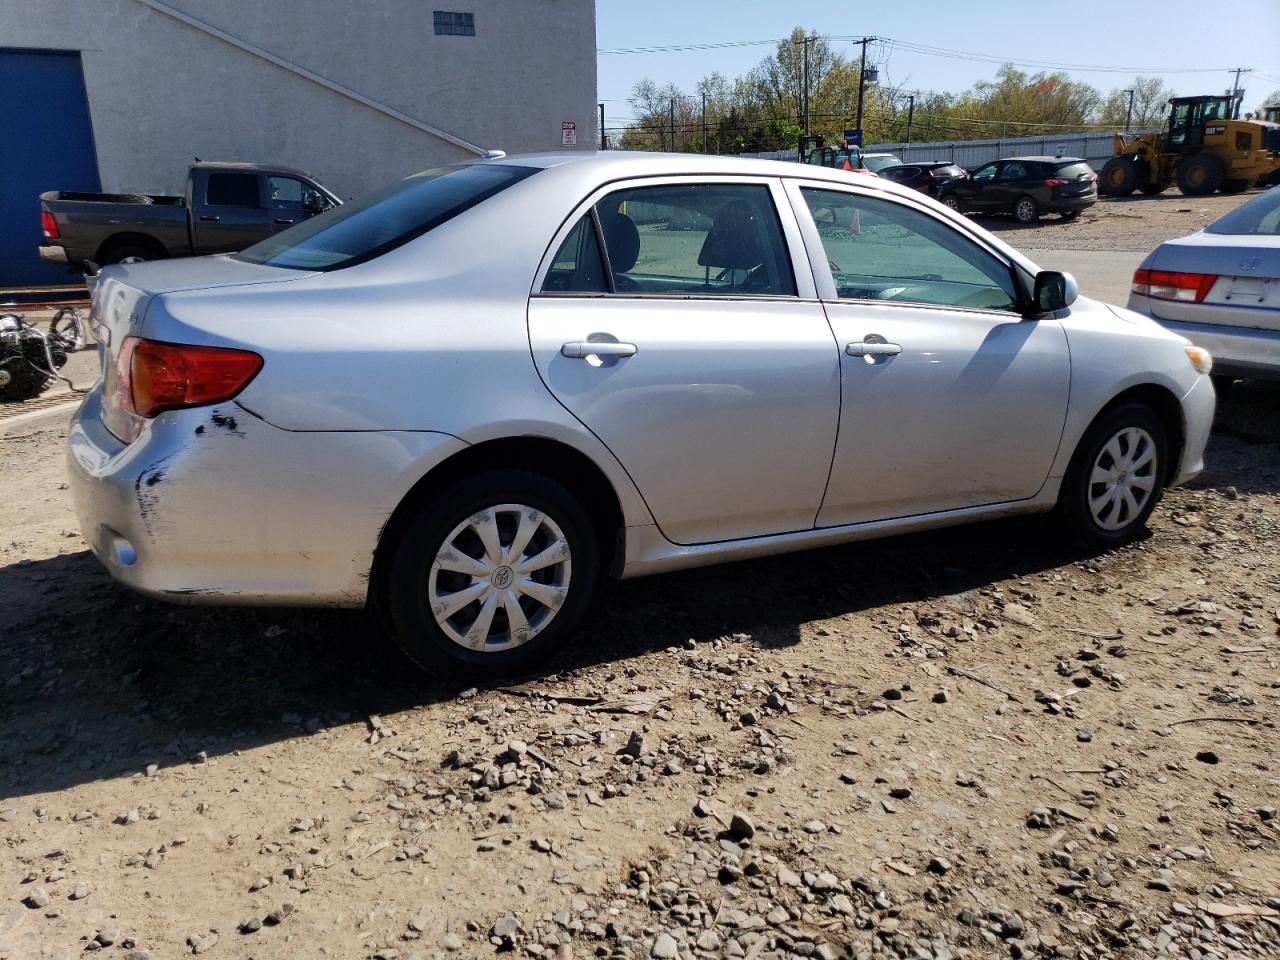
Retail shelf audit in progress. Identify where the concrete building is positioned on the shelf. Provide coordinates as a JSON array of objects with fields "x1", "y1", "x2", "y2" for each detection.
[{"x1": 0, "y1": 0, "x2": 597, "y2": 286}]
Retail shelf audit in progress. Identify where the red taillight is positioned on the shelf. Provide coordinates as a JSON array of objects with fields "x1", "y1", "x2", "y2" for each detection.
[
  {"x1": 1131, "y1": 268, "x2": 1218, "y2": 304},
  {"x1": 118, "y1": 338, "x2": 263, "y2": 418},
  {"x1": 1044, "y1": 178, "x2": 1067, "y2": 188},
  {"x1": 41, "y1": 210, "x2": 60, "y2": 240}
]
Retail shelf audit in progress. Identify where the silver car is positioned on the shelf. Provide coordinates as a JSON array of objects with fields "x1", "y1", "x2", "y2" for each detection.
[
  {"x1": 1129, "y1": 186, "x2": 1280, "y2": 384},
  {"x1": 67, "y1": 153, "x2": 1215, "y2": 676}
]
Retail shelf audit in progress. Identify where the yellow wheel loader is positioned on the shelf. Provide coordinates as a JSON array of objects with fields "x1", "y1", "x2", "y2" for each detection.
[{"x1": 1099, "y1": 95, "x2": 1280, "y2": 197}]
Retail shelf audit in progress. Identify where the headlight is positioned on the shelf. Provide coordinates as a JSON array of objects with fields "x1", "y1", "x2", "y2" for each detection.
[{"x1": 1185, "y1": 345, "x2": 1213, "y2": 376}]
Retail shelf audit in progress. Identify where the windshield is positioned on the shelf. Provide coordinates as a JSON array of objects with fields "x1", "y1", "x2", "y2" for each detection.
[
  {"x1": 236, "y1": 163, "x2": 538, "y2": 270},
  {"x1": 1205, "y1": 188, "x2": 1280, "y2": 236}
]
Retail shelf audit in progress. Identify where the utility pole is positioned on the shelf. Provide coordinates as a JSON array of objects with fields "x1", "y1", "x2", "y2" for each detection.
[
  {"x1": 1229, "y1": 67, "x2": 1248, "y2": 117},
  {"x1": 801, "y1": 36, "x2": 814, "y2": 137},
  {"x1": 855, "y1": 37, "x2": 875, "y2": 139},
  {"x1": 669, "y1": 97, "x2": 675, "y2": 152},
  {"x1": 905, "y1": 94, "x2": 915, "y2": 144},
  {"x1": 702, "y1": 92, "x2": 708, "y2": 154},
  {"x1": 599, "y1": 102, "x2": 606, "y2": 150},
  {"x1": 1123, "y1": 89, "x2": 1134, "y2": 133}
]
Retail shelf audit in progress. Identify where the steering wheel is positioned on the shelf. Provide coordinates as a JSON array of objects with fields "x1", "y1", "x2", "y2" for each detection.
[{"x1": 740, "y1": 264, "x2": 771, "y2": 293}]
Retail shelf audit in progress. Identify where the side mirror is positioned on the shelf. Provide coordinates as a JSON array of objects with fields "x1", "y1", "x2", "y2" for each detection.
[
  {"x1": 1033, "y1": 270, "x2": 1078, "y2": 313},
  {"x1": 303, "y1": 190, "x2": 327, "y2": 214}
]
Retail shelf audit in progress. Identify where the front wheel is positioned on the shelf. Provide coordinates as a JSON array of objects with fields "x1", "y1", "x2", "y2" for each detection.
[
  {"x1": 1059, "y1": 404, "x2": 1167, "y2": 550},
  {"x1": 1099, "y1": 156, "x2": 1137, "y2": 196},
  {"x1": 385, "y1": 469, "x2": 600, "y2": 678},
  {"x1": 1012, "y1": 195, "x2": 1039, "y2": 224}
]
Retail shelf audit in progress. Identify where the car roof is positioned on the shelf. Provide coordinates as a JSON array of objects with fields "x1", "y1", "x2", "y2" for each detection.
[
  {"x1": 1003, "y1": 156, "x2": 1088, "y2": 164},
  {"x1": 189, "y1": 160, "x2": 316, "y2": 178}
]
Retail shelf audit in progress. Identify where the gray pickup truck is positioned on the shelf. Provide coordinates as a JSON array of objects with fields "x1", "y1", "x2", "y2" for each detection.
[{"x1": 39, "y1": 161, "x2": 340, "y2": 269}]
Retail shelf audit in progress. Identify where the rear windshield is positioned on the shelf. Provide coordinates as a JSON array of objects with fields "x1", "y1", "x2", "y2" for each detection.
[
  {"x1": 1205, "y1": 187, "x2": 1280, "y2": 236},
  {"x1": 863, "y1": 155, "x2": 902, "y2": 173},
  {"x1": 1054, "y1": 161, "x2": 1093, "y2": 179},
  {"x1": 932, "y1": 165, "x2": 965, "y2": 178},
  {"x1": 236, "y1": 163, "x2": 538, "y2": 270}
]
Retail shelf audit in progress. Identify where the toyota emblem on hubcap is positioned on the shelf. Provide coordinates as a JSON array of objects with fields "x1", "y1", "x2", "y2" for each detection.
[{"x1": 491, "y1": 565, "x2": 514, "y2": 589}]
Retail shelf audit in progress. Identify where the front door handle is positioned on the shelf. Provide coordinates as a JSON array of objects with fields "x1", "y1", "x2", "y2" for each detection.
[
  {"x1": 273, "y1": 217, "x2": 295, "y2": 225},
  {"x1": 846, "y1": 341, "x2": 902, "y2": 358},
  {"x1": 199, "y1": 215, "x2": 221, "y2": 222},
  {"x1": 561, "y1": 341, "x2": 638, "y2": 359}
]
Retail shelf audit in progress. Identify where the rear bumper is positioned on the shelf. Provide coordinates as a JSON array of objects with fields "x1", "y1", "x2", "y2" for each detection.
[
  {"x1": 1138, "y1": 311, "x2": 1280, "y2": 381},
  {"x1": 66, "y1": 388, "x2": 467, "y2": 606},
  {"x1": 38, "y1": 243, "x2": 68, "y2": 263},
  {"x1": 1045, "y1": 194, "x2": 1096, "y2": 212}
]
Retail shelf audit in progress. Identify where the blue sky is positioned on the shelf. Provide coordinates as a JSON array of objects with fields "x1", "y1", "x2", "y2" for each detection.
[{"x1": 596, "y1": 0, "x2": 1280, "y2": 123}]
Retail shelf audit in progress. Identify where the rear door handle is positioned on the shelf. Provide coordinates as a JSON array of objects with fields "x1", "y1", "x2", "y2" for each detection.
[
  {"x1": 273, "y1": 218, "x2": 295, "y2": 225},
  {"x1": 846, "y1": 341, "x2": 902, "y2": 357},
  {"x1": 561, "y1": 341, "x2": 638, "y2": 359},
  {"x1": 199, "y1": 215, "x2": 221, "y2": 222}
]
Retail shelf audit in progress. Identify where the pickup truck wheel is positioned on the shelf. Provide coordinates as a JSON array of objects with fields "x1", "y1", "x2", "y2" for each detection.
[{"x1": 100, "y1": 244, "x2": 165, "y2": 266}]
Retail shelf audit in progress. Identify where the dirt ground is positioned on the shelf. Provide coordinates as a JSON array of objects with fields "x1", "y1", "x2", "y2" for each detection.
[{"x1": 2, "y1": 192, "x2": 1279, "y2": 960}]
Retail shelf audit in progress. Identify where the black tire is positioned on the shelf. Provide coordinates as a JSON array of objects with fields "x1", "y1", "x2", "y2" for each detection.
[
  {"x1": 1139, "y1": 180, "x2": 1168, "y2": 195},
  {"x1": 1219, "y1": 178, "x2": 1249, "y2": 194},
  {"x1": 1012, "y1": 195, "x2": 1039, "y2": 224},
  {"x1": 0, "y1": 364, "x2": 52, "y2": 402},
  {"x1": 385, "y1": 469, "x2": 601, "y2": 678},
  {"x1": 1176, "y1": 154, "x2": 1224, "y2": 197},
  {"x1": 1059, "y1": 403, "x2": 1168, "y2": 550},
  {"x1": 99, "y1": 243, "x2": 165, "y2": 266},
  {"x1": 1099, "y1": 156, "x2": 1138, "y2": 197}
]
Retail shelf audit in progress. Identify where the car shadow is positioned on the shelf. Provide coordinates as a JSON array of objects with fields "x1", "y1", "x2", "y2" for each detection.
[
  {"x1": 1, "y1": 512, "x2": 1085, "y2": 800},
  {"x1": 1190, "y1": 379, "x2": 1280, "y2": 496}
]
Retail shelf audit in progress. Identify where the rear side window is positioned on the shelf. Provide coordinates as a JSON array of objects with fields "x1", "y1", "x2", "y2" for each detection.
[
  {"x1": 1001, "y1": 161, "x2": 1028, "y2": 179},
  {"x1": 542, "y1": 215, "x2": 607, "y2": 293},
  {"x1": 237, "y1": 163, "x2": 538, "y2": 270},
  {"x1": 880, "y1": 167, "x2": 918, "y2": 182},
  {"x1": 207, "y1": 173, "x2": 260, "y2": 207},
  {"x1": 589, "y1": 183, "x2": 796, "y2": 297},
  {"x1": 1055, "y1": 161, "x2": 1093, "y2": 179}
]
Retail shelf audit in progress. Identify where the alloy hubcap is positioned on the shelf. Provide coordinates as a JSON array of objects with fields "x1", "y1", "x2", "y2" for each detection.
[
  {"x1": 427, "y1": 504, "x2": 571, "y2": 652},
  {"x1": 1017, "y1": 200, "x2": 1034, "y2": 220},
  {"x1": 1088, "y1": 427, "x2": 1157, "y2": 531}
]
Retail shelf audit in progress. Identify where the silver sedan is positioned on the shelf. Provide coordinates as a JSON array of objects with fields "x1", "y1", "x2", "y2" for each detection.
[
  {"x1": 1129, "y1": 186, "x2": 1280, "y2": 384},
  {"x1": 67, "y1": 152, "x2": 1216, "y2": 676}
]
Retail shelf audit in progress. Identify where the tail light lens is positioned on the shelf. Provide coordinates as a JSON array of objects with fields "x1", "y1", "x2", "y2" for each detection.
[
  {"x1": 1132, "y1": 268, "x2": 1218, "y2": 303},
  {"x1": 1044, "y1": 178, "x2": 1067, "y2": 188},
  {"x1": 41, "y1": 210, "x2": 60, "y2": 240},
  {"x1": 117, "y1": 338, "x2": 263, "y2": 418}
]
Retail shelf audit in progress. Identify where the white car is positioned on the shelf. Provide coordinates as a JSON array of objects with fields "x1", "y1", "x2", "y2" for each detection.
[
  {"x1": 1129, "y1": 186, "x2": 1280, "y2": 384},
  {"x1": 68, "y1": 152, "x2": 1215, "y2": 676}
]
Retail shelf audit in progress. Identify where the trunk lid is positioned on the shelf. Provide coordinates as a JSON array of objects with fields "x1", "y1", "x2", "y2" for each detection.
[{"x1": 1147, "y1": 233, "x2": 1280, "y2": 331}]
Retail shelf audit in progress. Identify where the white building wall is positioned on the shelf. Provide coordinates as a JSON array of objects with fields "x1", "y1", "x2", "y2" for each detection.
[{"x1": 1, "y1": 0, "x2": 596, "y2": 197}]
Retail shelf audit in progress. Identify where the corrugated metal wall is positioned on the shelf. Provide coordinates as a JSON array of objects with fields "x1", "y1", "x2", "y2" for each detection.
[{"x1": 741, "y1": 129, "x2": 1156, "y2": 171}]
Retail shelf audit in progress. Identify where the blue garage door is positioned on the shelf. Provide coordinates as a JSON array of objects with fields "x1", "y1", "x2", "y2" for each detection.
[{"x1": 0, "y1": 49, "x2": 100, "y2": 287}]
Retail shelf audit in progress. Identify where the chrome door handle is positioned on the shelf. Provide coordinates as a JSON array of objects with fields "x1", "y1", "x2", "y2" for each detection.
[
  {"x1": 561, "y1": 341, "x2": 638, "y2": 359},
  {"x1": 846, "y1": 341, "x2": 902, "y2": 357},
  {"x1": 273, "y1": 218, "x2": 295, "y2": 225},
  {"x1": 199, "y1": 215, "x2": 221, "y2": 222}
]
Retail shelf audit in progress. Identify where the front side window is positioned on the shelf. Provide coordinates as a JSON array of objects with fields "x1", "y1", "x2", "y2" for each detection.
[
  {"x1": 237, "y1": 163, "x2": 537, "y2": 270},
  {"x1": 206, "y1": 173, "x2": 260, "y2": 207},
  {"x1": 267, "y1": 176, "x2": 307, "y2": 208},
  {"x1": 590, "y1": 183, "x2": 797, "y2": 297},
  {"x1": 801, "y1": 187, "x2": 1019, "y2": 313}
]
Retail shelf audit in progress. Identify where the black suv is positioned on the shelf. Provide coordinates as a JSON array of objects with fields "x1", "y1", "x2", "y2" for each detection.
[
  {"x1": 877, "y1": 162, "x2": 969, "y2": 198},
  {"x1": 938, "y1": 156, "x2": 1097, "y2": 223}
]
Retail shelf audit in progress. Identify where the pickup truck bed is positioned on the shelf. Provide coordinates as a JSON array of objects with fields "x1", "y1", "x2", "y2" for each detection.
[{"x1": 39, "y1": 161, "x2": 338, "y2": 269}]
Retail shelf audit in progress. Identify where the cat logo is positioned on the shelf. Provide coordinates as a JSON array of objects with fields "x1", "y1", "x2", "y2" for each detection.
[{"x1": 1205, "y1": 124, "x2": 1227, "y2": 136}]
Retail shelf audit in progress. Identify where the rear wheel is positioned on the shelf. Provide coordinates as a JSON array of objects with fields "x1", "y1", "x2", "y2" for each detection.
[
  {"x1": 1219, "y1": 178, "x2": 1249, "y2": 194},
  {"x1": 385, "y1": 469, "x2": 600, "y2": 678},
  {"x1": 940, "y1": 194, "x2": 962, "y2": 212},
  {"x1": 1177, "y1": 154, "x2": 1224, "y2": 196},
  {"x1": 1099, "y1": 156, "x2": 1138, "y2": 196},
  {"x1": 98, "y1": 243, "x2": 166, "y2": 266},
  {"x1": 1059, "y1": 403, "x2": 1167, "y2": 550},
  {"x1": 1012, "y1": 195, "x2": 1039, "y2": 224}
]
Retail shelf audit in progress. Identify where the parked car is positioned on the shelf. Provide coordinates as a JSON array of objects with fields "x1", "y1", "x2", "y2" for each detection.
[
  {"x1": 876, "y1": 161, "x2": 969, "y2": 197},
  {"x1": 804, "y1": 146, "x2": 902, "y2": 175},
  {"x1": 1129, "y1": 185, "x2": 1280, "y2": 386},
  {"x1": 939, "y1": 156, "x2": 1098, "y2": 223},
  {"x1": 67, "y1": 153, "x2": 1214, "y2": 677},
  {"x1": 39, "y1": 161, "x2": 340, "y2": 269}
]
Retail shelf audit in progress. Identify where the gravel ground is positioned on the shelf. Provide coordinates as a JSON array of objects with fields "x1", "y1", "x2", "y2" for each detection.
[{"x1": 2, "y1": 191, "x2": 1278, "y2": 960}]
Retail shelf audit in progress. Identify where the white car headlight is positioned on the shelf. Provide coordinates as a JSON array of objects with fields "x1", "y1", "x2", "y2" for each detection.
[{"x1": 1185, "y1": 345, "x2": 1213, "y2": 376}]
